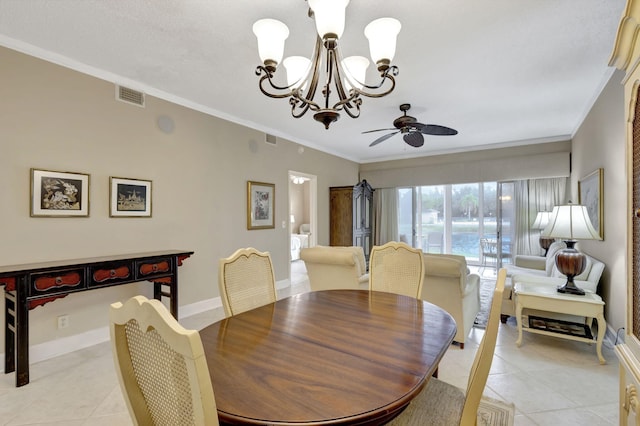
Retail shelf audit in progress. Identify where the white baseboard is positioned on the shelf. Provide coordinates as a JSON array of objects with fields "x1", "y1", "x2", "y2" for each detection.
[{"x1": 0, "y1": 295, "x2": 223, "y2": 374}]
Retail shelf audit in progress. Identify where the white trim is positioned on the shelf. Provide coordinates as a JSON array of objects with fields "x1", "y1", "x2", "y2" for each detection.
[{"x1": 0, "y1": 296, "x2": 223, "y2": 373}]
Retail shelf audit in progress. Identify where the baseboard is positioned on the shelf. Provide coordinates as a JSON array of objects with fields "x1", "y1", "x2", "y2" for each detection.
[
  {"x1": 1, "y1": 279, "x2": 293, "y2": 373},
  {"x1": 0, "y1": 295, "x2": 223, "y2": 374}
]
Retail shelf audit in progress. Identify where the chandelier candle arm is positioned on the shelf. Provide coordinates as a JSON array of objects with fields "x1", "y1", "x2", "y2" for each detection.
[{"x1": 253, "y1": 1, "x2": 401, "y2": 128}]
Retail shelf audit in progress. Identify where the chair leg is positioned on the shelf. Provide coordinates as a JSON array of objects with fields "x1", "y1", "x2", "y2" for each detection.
[
  {"x1": 500, "y1": 314, "x2": 508, "y2": 324},
  {"x1": 459, "y1": 342, "x2": 464, "y2": 350}
]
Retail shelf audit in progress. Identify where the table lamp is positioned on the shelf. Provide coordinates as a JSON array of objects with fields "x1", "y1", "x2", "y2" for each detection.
[
  {"x1": 532, "y1": 211, "x2": 554, "y2": 255},
  {"x1": 541, "y1": 204, "x2": 601, "y2": 295}
]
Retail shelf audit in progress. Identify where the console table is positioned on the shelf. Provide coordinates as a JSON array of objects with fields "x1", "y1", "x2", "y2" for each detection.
[{"x1": 0, "y1": 249, "x2": 193, "y2": 387}]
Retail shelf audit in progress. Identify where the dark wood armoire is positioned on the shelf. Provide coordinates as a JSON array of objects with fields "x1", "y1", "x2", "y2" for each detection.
[{"x1": 329, "y1": 180, "x2": 374, "y2": 263}]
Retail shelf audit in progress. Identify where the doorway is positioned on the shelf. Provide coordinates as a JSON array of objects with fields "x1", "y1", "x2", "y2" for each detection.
[{"x1": 289, "y1": 171, "x2": 317, "y2": 286}]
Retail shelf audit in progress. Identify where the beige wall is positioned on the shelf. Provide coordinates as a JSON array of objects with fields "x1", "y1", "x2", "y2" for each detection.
[
  {"x1": 360, "y1": 141, "x2": 572, "y2": 188},
  {"x1": 571, "y1": 69, "x2": 626, "y2": 331},
  {"x1": 0, "y1": 46, "x2": 358, "y2": 356}
]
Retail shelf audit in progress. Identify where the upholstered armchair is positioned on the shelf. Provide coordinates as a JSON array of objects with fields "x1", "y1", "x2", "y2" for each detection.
[
  {"x1": 421, "y1": 254, "x2": 480, "y2": 349},
  {"x1": 300, "y1": 246, "x2": 369, "y2": 291},
  {"x1": 501, "y1": 241, "x2": 605, "y2": 322}
]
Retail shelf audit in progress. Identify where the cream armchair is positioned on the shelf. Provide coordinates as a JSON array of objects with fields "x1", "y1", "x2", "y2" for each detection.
[
  {"x1": 300, "y1": 246, "x2": 369, "y2": 291},
  {"x1": 421, "y1": 254, "x2": 481, "y2": 349},
  {"x1": 501, "y1": 241, "x2": 605, "y2": 322}
]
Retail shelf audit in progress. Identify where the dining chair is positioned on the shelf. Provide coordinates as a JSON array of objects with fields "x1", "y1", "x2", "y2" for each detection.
[
  {"x1": 387, "y1": 268, "x2": 507, "y2": 426},
  {"x1": 369, "y1": 241, "x2": 425, "y2": 298},
  {"x1": 219, "y1": 247, "x2": 277, "y2": 317},
  {"x1": 109, "y1": 295, "x2": 219, "y2": 426}
]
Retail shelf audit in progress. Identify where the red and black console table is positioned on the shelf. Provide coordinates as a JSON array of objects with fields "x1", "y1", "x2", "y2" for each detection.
[{"x1": 0, "y1": 250, "x2": 193, "y2": 387}]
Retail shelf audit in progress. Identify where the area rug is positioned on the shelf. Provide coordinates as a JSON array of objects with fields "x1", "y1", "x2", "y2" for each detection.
[
  {"x1": 477, "y1": 396, "x2": 516, "y2": 426},
  {"x1": 474, "y1": 277, "x2": 498, "y2": 328}
]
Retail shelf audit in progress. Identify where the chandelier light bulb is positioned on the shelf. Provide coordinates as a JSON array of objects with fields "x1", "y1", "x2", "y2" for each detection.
[
  {"x1": 308, "y1": 0, "x2": 350, "y2": 39},
  {"x1": 364, "y1": 17, "x2": 401, "y2": 71},
  {"x1": 253, "y1": 19, "x2": 290, "y2": 71},
  {"x1": 341, "y1": 56, "x2": 369, "y2": 91},
  {"x1": 283, "y1": 56, "x2": 312, "y2": 90}
]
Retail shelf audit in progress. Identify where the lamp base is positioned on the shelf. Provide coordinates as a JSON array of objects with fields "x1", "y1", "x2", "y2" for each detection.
[
  {"x1": 555, "y1": 240, "x2": 586, "y2": 296},
  {"x1": 539, "y1": 237, "x2": 555, "y2": 256},
  {"x1": 557, "y1": 282, "x2": 586, "y2": 295}
]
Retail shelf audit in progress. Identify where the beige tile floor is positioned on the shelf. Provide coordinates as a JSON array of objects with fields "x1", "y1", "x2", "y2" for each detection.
[{"x1": 0, "y1": 261, "x2": 618, "y2": 425}]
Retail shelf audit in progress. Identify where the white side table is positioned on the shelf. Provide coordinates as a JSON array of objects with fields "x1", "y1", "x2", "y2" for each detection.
[{"x1": 514, "y1": 281, "x2": 606, "y2": 364}]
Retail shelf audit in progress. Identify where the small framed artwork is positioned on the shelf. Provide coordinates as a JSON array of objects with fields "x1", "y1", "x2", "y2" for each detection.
[
  {"x1": 31, "y1": 168, "x2": 90, "y2": 217},
  {"x1": 578, "y1": 168, "x2": 604, "y2": 239},
  {"x1": 110, "y1": 177, "x2": 152, "y2": 217},
  {"x1": 247, "y1": 181, "x2": 275, "y2": 229}
]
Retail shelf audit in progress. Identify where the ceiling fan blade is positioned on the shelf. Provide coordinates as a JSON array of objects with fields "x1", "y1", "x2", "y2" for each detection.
[
  {"x1": 412, "y1": 123, "x2": 458, "y2": 136},
  {"x1": 369, "y1": 131, "x2": 399, "y2": 147},
  {"x1": 362, "y1": 128, "x2": 396, "y2": 134},
  {"x1": 404, "y1": 132, "x2": 424, "y2": 147}
]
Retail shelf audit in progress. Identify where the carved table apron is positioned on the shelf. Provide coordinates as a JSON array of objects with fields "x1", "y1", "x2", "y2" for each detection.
[{"x1": 0, "y1": 249, "x2": 193, "y2": 387}]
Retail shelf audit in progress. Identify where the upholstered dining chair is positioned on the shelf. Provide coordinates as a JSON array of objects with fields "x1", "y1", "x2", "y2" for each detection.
[
  {"x1": 219, "y1": 247, "x2": 277, "y2": 317},
  {"x1": 387, "y1": 268, "x2": 507, "y2": 426},
  {"x1": 109, "y1": 295, "x2": 219, "y2": 426},
  {"x1": 369, "y1": 241, "x2": 425, "y2": 298}
]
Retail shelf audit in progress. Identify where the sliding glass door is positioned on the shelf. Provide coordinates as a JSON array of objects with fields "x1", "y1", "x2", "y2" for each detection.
[{"x1": 398, "y1": 181, "x2": 514, "y2": 267}]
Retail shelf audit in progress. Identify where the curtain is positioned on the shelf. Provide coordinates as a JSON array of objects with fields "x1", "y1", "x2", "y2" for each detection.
[
  {"x1": 374, "y1": 188, "x2": 398, "y2": 245},
  {"x1": 513, "y1": 177, "x2": 566, "y2": 256}
]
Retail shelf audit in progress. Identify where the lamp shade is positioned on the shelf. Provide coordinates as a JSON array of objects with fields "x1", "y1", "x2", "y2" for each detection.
[
  {"x1": 541, "y1": 204, "x2": 601, "y2": 240},
  {"x1": 341, "y1": 56, "x2": 369, "y2": 90},
  {"x1": 283, "y1": 56, "x2": 311, "y2": 89},
  {"x1": 364, "y1": 17, "x2": 401, "y2": 65},
  {"x1": 253, "y1": 19, "x2": 290, "y2": 66},
  {"x1": 531, "y1": 211, "x2": 552, "y2": 230},
  {"x1": 308, "y1": 0, "x2": 350, "y2": 39}
]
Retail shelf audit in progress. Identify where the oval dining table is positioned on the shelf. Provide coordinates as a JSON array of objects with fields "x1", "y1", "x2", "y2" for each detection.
[{"x1": 199, "y1": 289, "x2": 457, "y2": 426}]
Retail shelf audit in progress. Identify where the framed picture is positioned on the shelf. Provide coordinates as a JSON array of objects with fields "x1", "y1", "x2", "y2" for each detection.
[
  {"x1": 247, "y1": 181, "x2": 275, "y2": 229},
  {"x1": 578, "y1": 168, "x2": 604, "y2": 239},
  {"x1": 30, "y1": 168, "x2": 90, "y2": 217},
  {"x1": 110, "y1": 177, "x2": 152, "y2": 217}
]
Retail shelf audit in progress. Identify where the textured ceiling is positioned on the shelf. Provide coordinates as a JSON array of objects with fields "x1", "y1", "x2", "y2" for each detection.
[{"x1": 0, "y1": 0, "x2": 626, "y2": 163}]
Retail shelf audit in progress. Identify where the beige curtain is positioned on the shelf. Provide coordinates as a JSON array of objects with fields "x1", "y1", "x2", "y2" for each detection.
[
  {"x1": 513, "y1": 177, "x2": 567, "y2": 256},
  {"x1": 373, "y1": 188, "x2": 398, "y2": 245}
]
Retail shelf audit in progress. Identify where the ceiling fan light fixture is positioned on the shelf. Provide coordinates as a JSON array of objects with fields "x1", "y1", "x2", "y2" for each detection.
[
  {"x1": 252, "y1": 19, "x2": 290, "y2": 72},
  {"x1": 308, "y1": 0, "x2": 349, "y2": 40},
  {"x1": 254, "y1": 1, "x2": 400, "y2": 129}
]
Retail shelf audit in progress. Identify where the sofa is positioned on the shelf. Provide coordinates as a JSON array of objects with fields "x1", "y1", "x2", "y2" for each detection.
[
  {"x1": 501, "y1": 241, "x2": 605, "y2": 322},
  {"x1": 300, "y1": 246, "x2": 369, "y2": 291},
  {"x1": 421, "y1": 253, "x2": 481, "y2": 349}
]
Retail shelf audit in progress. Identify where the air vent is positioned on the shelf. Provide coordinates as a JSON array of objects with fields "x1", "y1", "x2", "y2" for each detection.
[
  {"x1": 265, "y1": 133, "x2": 277, "y2": 146},
  {"x1": 115, "y1": 85, "x2": 145, "y2": 107}
]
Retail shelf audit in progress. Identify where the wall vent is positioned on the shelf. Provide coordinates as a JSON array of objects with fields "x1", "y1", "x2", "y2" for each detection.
[
  {"x1": 265, "y1": 133, "x2": 277, "y2": 146},
  {"x1": 116, "y1": 85, "x2": 145, "y2": 107}
]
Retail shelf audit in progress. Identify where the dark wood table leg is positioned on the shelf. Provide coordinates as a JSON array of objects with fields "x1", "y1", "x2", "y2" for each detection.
[
  {"x1": 4, "y1": 289, "x2": 15, "y2": 375},
  {"x1": 169, "y1": 257, "x2": 178, "y2": 318},
  {"x1": 15, "y1": 276, "x2": 29, "y2": 387}
]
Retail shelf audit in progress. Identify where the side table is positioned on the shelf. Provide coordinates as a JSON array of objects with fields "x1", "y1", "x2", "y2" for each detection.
[{"x1": 514, "y1": 281, "x2": 606, "y2": 364}]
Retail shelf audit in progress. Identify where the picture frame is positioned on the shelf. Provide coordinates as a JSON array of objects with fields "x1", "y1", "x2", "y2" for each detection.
[
  {"x1": 30, "y1": 168, "x2": 90, "y2": 217},
  {"x1": 578, "y1": 168, "x2": 604, "y2": 239},
  {"x1": 247, "y1": 181, "x2": 275, "y2": 229},
  {"x1": 110, "y1": 177, "x2": 152, "y2": 217}
]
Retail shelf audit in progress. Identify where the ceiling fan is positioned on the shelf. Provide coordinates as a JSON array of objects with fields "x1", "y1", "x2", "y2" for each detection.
[{"x1": 364, "y1": 103, "x2": 458, "y2": 148}]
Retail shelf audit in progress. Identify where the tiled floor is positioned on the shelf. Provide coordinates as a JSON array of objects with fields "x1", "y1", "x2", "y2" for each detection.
[{"x1": 0, "y1": 261, "x2": 618, "y2": 425}]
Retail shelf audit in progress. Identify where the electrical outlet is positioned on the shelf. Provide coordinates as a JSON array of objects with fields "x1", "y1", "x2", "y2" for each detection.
[{"x1": 57, "y1": 314, "x2": 69, "y2": 329}]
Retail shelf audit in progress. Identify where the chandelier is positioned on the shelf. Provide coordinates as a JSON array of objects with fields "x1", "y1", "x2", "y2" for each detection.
[{"x1": 253, "y1": 0, "x2": 401, "y2": 129}]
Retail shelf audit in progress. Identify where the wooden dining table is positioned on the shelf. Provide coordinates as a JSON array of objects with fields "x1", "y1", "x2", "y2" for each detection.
[{"x1": 199, "y1": 289, "x2": 457, "y2": 425}]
